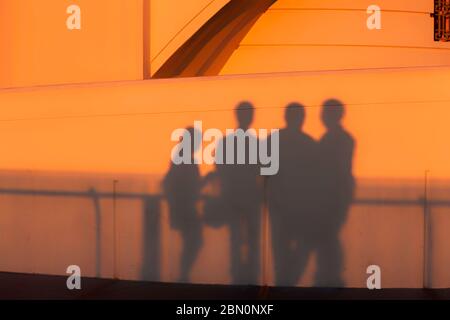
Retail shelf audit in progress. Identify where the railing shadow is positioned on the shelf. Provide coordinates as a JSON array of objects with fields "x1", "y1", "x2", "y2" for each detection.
[{"x1": 0, "y1": 186, "x2": 448, "y2": 285}]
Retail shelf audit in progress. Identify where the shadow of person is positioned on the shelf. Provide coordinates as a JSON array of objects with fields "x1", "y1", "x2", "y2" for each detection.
[
  {"x1": 141, "y1": 194, "x2": 163, "y2": 281},
  {"x1": 214, "y1": 101, "x2": 264, "y2": 284},
  {"x1": 267, "y1": 103, "x2": 318, "y2": 286},
  {"x1": 162, "y1": 126, "x2": 203, "y2": 283},
  {"x1": 314, "y1": 99, "x2": 355, "y2": 287}
]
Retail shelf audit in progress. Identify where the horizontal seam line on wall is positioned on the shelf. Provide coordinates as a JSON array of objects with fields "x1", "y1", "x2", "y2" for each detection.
[
  {"x1": 1, "y1": 65, "x2": 449, "y2": 92},
  {"x1": 1, "y1": 99, "x2": 450, "y2": 122},
  {"x1": 268, "y1": 8, "x2": 431, "y2": 15},
  {"x1": 238, "y1": 44, "x2": 450, "y2": 51}
]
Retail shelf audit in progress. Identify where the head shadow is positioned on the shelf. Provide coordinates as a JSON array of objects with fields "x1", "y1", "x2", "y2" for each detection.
[{"x1": 235, "y1": 101, "x2": 255, "y2": 130}]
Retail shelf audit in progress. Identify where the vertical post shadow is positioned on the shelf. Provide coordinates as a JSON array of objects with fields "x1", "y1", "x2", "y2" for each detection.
[
  {"x1": 142, "y1": 195, "x2": 161, "y2": 281},
  {"x1": 423, "y1": 170, "x2": 433, "y2": 288},
  {"x1": 89, "y1": 188, "x2": 102, "y2": 278}
]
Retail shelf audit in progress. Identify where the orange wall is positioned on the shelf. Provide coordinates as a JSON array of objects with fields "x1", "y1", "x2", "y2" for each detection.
[
  {"x1": 2, "y1": 0, "x2": 450, "y2": 289},
  {"x1": 0, "y1": 0, "x2": 235, "y2": 87},
  {"x1": 222, "y1": 0, "x2": 450, "y2": 74},
  {"x1": 0, "y1": 0, "x2": 143, "y2": 88},
  {"x1": 3, "y1": 0, "x2": 448, "y2": 87},
  {"x1": 0, "y1": 67, "x2": 450, "y2": 287},
  {"x1": 1, "y1": 67, "x2": 449, "y2": 179}
]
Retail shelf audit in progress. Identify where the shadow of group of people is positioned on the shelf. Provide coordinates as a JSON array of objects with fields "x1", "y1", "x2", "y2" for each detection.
[{"x1": 162, "y1": 99, "x2": 355, "y2": 287}]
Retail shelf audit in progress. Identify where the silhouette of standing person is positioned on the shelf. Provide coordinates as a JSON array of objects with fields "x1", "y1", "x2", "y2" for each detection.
[
  {"x1": 163, "y1": 127, "x2": 203, "y2": 283},
  {"x1": 315, "y1": 99, "x2": 355, "y2": 287},
  {"x1": 267, "y1": 103, "x2": 318, "y2": 286},
  {"x1": 215, "y1": 102, "x2": 263, "y2": 284}
]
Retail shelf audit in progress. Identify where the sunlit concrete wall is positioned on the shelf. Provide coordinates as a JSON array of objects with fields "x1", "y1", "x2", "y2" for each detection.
[
  {"x1": 221, "y1": 0, "x2": 450, "y2": 74},
  {"x1": 0, "y1": 0, "x2": 143, "y2": 88},
  {"x1": 0, "y1": 66, "x2": 449, "y2": 288}
]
